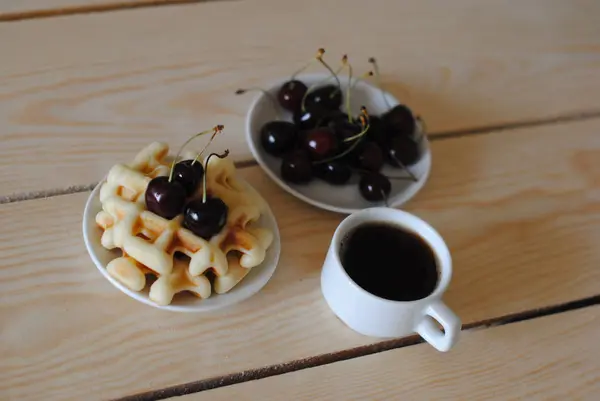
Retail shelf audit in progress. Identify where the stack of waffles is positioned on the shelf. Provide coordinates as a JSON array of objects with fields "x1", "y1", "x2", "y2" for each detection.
[{"x1": 95, "y1": 142, "x2": 274, "y2": 306}]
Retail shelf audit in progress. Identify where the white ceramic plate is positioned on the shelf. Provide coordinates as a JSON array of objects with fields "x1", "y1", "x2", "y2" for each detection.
[
  {"x1": 82, "y1": 178, "x2": 281, "y2": 312},
  {"x1": 245, "y1": 72, "x2": 432, "y2": 215}
]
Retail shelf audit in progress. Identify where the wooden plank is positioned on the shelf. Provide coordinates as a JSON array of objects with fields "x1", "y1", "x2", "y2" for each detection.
[
  {"x1": 183, "y1": 307, "x2": 600, "y2": 401},
  {"x1": 0, "y1": 1, "x2": 202, "y2": 21},
  {"x1": 0, "y1": 0, "x2": 109, "y2": 15},
  {"x1": 1, "y1": 120, "x2": 600, "y2": 400},
  {"x1": 0, "y1": 1, "x2": 180, "y2": 16},
  {"x1": 1, "y1": 0, "x2": 600, "y2": 196}
]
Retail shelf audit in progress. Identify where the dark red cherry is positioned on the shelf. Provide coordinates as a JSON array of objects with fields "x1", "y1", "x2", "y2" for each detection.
[
  {"x1": 183, "y1": 197, "x2": 228, "y2": 240},
  {"x1": 382, "y1": 104, "x2": 416, "y2": 138},
  {"x1": 358, "y1": 142, "x2": 384, "y2": 172},
  {"x1": 365, "y1": 115, "x2": 388, "y2": 147},
  {"x1": 331, "y1": 119, "x2": 362, "y2": 144},
  {"x1": 278, "y1": 80, "x2": 308, "y2": 112},
  {"x1": 314, "y1": 162, "x2": 352, "y2": 185},
  {"x1": 327, "y1": 120, "x2": 366, "y2": 165},
  {"x1": 145, "y1": 176, "x2": 186, "y2": 219},
  {"x1": 293, "y1": 108, "x2": 323, "y2": 131},
  {"x1": 281, "y1": 150, "x2": 313, "y2": 184},
  {"x1": 387, "y1": 135, "x2": 422, "y2": 167},
  {"x1": 260, "y1": 120, "x2": 299, "y2": 157},
  {"x1": 359, "y1": 172, "x2": 392, "y2": 202},
  {"x1": 304, "y1": 85, "x2": 342, "y2": 112},
  {"x1": 186, "y1": 160, "x2": 205, "y2": 180},
  {"x1": 304, "y1": 127, "x2": 338, "y2": 160},
  {"x1": 320, "y1": 110, "x2": 348, "y2": 128},
  {"x1": 173, "y1": 160, "x2": 204, "y2": 196}
]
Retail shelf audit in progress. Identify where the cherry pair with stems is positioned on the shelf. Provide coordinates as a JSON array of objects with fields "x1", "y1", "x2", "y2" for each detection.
[{"x1": 145, "y1": 126, "x2": 229, "y2": 240}]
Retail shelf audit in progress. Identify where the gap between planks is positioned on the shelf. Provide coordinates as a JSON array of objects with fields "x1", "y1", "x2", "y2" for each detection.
[
  {"x1": 0, "y1": 0, "x2": 232, "y2": 23},
  {"x1": 2, "y1": 109, "x2": 600, "y2": 206},
  {"x1": 116, "y1": 294, "x2": 600, "y2": 401},
  {"x1": 0, "y1": 159, "x2": 258, "y2": 204}
]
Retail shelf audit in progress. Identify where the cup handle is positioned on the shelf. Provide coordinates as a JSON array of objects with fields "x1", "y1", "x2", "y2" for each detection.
[{"x1": 416, "y1": 300, "x2": 461, "y2": 352}]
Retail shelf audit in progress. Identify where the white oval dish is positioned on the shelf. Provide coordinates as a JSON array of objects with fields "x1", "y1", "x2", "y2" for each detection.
[
  {"x1": 82, "y1": 178, "x2": 281, "y2": 312},
  {"x1": 245, "y1": 72, "x2": 432, "y2": 215}
]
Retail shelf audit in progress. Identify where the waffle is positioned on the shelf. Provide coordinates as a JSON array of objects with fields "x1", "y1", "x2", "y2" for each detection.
[{"x1": 95, "y1": 142, "x2": 274, "y2": 306}]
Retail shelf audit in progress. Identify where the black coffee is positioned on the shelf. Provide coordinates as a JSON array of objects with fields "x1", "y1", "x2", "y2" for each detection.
[{"x1": 340, "y1": 223, "x2": 438, "y2": 301}]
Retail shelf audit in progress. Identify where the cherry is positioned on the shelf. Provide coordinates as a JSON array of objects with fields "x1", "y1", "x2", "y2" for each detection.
[
  {"x1": 325, "y1": 54, "x2": 365, "y2": 149},
  {"x1": 277, "y1": 80, "x2": 307, "y2": 112},
  {"x1": 368, "y1": 57, "x2": 417, "y2": 139},
  {"x1": 313, "y1": 108, "x2": 370, "y2": 168},
  {"x1": 358, "y1": 142, "x2": 384, "y2": 172},
  {"x1": 305, "y1": 127, "x2": 338, "y2": 160},
  {"x1": 281, "y1": 150, "x2": 313, "y2": 184},
  {"x1": 260, "y1": 120, "x2": 299, "y2": 157},
  {"x1": 182, "y1": 150, "x2": 230, "y2": 239},
  {"x1": 365, "y1": 115, "x2": 387, "y2": 147},
  {"x1": 387, "y1": 135, "x2": 421, "y2": 167},
  {"x1": 186, "y1": 159, "x2": 205, "y2": 180},
  {"x1": 172, "y1": 160, "x2": 204, "y2": 196},
  {"x1": 359, "y1": 172, "x2": 391, "y2": 202},
  {"x1": 183, "y1": 197, "x2": 228, "y2": 240},
  {"x1": 293, "y1": 108, "x2": 323, "y2": 131},
  {"x1": 320, "y1": 110, "x2": 348, "y2": 128},
  {"x1": 145, "y1": 176, "x2": 187, "y2": 219},
  {"x1": 145, "y1": 125, "x2": 223, "y2": 219},
  {"x1": 382, "y1": 104, "x2": 416, "y2": 138},
  {"x1": 276, "y1": 48, "x2": 329, "y2": 112},
  {"x1": 328, "y1": 119, "x2": 365, "y2": 166},
  {"x1": 298, "y1": 48, "x2": 342, "y2": 113},
  {"x1": 314, "y1": 161, "x2": 352, "y2": 185},
  {"x1": 304, "y1": 85, "x2": 342, "y2": 112},
  {"x1": 331, "y1": 119, "x2": 362, "y2": 144}
]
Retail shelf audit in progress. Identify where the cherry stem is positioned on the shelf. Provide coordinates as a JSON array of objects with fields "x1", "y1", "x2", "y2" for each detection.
[
  {"x1": 289, "y1": 48, "x2": 325, "y2": 81},
  {"x1": 191, "y1": 126, "x2": 224, "y2": 165},
  {"x1": 299, "y1": 87, "x2": 311, "y2": 113},
  {"x1": 202, "y1": 149, "x2": 230, "y2": 203},
  {"x1": 313, "y1": 107, "x2": 371, "y2": 165},
  {"x1": 389, "y1": 153, "x2": 418, "y2": 182},
  {"x1": 300, "y1": 49, "x2": 342, "y2": 112},
  {"x1": 236, "y1": 88, "x2": 281, "y2": 120},
  {"x1": 343, "y1": 121, "x2": 370, "y2": 143},
  {"x1": 313, "y1": 132, "x2": 366, "y2": 165},
  {"x1": 350, "y1": 71, "x2": 374, "y2": 91},
  {"x1": 168, "y1": 126, "x2": 223, "y2": 182},
  {"x1": 318, "y1": 53, "x2": 342, "y2": 99},
  {"x1": 311, "y1": 65, "x2": 344, "y2": 88},
  {"x1": 342, "y1": 108, "x2": 370, "y2": 142},
  {"x1": 368, "y1": 57, "x2": 392, "y2": 110},
  {"x1": 342, "y1": 55, "x2": 353, "y2": 123},
  {"x1": 290, "y1": 60, "x2": 314, "y2": 82},
  {"x1": 314, "y1": 120, "x2": 370, "y2": 166}
]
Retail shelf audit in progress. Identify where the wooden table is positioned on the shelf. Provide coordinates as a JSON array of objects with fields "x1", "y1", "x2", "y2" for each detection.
[{"x1": 1, "y1": 1, "x2": 599, "y2": 400}]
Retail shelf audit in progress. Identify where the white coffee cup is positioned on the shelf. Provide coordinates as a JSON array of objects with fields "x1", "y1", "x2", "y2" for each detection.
[{"x1": 320, "y1": 207, "x2": 461, "y2": 352}]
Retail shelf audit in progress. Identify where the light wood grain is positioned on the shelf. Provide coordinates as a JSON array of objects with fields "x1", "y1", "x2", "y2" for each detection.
[
  {"x1": 1, "y1": 0, "x2": 600, "y2": 197},
  {"x1": 0, "y1": 1, "x2": 203, "y2": 21},
  {"x1": 0, "y1": 0, "x2": 109, "y2": 14},
  {"x1": 182, "y1": 307, "x2": 600, "y2": 401},
  {"x1": 1, "y1": 119, "x2": 599, "y2": 400}
]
